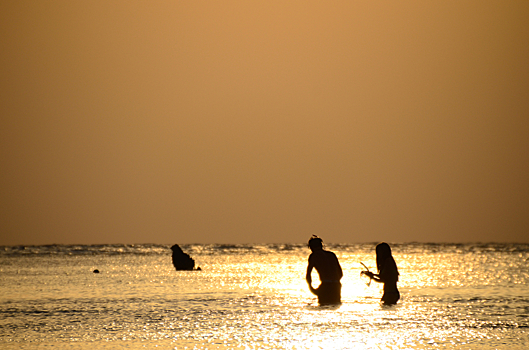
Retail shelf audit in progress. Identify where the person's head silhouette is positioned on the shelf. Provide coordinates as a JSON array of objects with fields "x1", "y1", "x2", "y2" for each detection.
[{"x1": 308, "y1": 235, "x2": 323, "y2": 252}]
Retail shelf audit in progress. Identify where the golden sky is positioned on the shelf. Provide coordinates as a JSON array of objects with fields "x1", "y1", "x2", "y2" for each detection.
[{"x1": 1, "y1": 1, "x2": 528, "y2": 245}]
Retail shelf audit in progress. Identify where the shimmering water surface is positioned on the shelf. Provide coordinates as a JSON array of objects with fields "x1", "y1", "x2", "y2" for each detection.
[{"x1": 1, "y1": 243, "x2": 528, "y2": 349}]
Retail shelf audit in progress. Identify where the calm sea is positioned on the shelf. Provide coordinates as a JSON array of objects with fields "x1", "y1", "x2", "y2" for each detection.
[{"x1": 0, "y1": 243, "x2": 528, "y2": 349}]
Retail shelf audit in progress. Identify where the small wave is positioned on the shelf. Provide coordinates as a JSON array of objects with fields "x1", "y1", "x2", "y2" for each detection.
[{"x1": 0, "y1": 244, "x2": 169, "y2": 257}]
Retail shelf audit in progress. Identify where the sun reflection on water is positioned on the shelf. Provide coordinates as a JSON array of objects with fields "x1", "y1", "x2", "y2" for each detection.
[{"x1": 1, "y1": 244, "x2": 528, "y2": 349}]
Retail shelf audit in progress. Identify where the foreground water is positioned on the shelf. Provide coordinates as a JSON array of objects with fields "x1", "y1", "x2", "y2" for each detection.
[{"x1": 1, "y1": 243, "x2": 528, "y2": 349}]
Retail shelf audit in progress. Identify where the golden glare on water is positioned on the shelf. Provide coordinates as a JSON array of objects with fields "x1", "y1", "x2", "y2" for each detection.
[{"x1": 0, "y1": 243, "x2": 528, "y2": 349}]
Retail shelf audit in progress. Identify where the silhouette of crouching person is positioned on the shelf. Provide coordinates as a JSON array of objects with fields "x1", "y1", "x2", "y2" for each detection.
[
  {"x1": 306, "y1": 235, "x2": 343, "y2": 305},
  {"x1": 171, "y1": 244, "x2": 198, "y2": 271}
]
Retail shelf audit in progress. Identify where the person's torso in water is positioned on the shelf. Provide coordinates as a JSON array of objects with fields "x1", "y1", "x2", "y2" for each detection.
[
  {"x1": 309, "y1": 250, "x2": 342, "y2": 282},
  {"x1": 379, "y1": 257, "x2": 399, "y2": 291}
]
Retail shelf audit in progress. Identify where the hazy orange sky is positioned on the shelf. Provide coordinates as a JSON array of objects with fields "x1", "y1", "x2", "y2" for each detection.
[{"x1": 1, "y1": 1, "x2": 528, "y2": 245}]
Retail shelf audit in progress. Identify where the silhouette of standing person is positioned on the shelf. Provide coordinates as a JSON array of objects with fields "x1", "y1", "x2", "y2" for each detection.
[
  {"x1": 306, "y1": 235, "x2": 343, "y2": 305},
  {"x1": 362, "y1": 242, "x2": 400, "y2": 305}
]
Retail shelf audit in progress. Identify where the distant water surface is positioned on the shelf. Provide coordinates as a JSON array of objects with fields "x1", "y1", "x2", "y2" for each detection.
[{"x1": 1, "y1": 243, "x2": 528, "y2": 349}]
